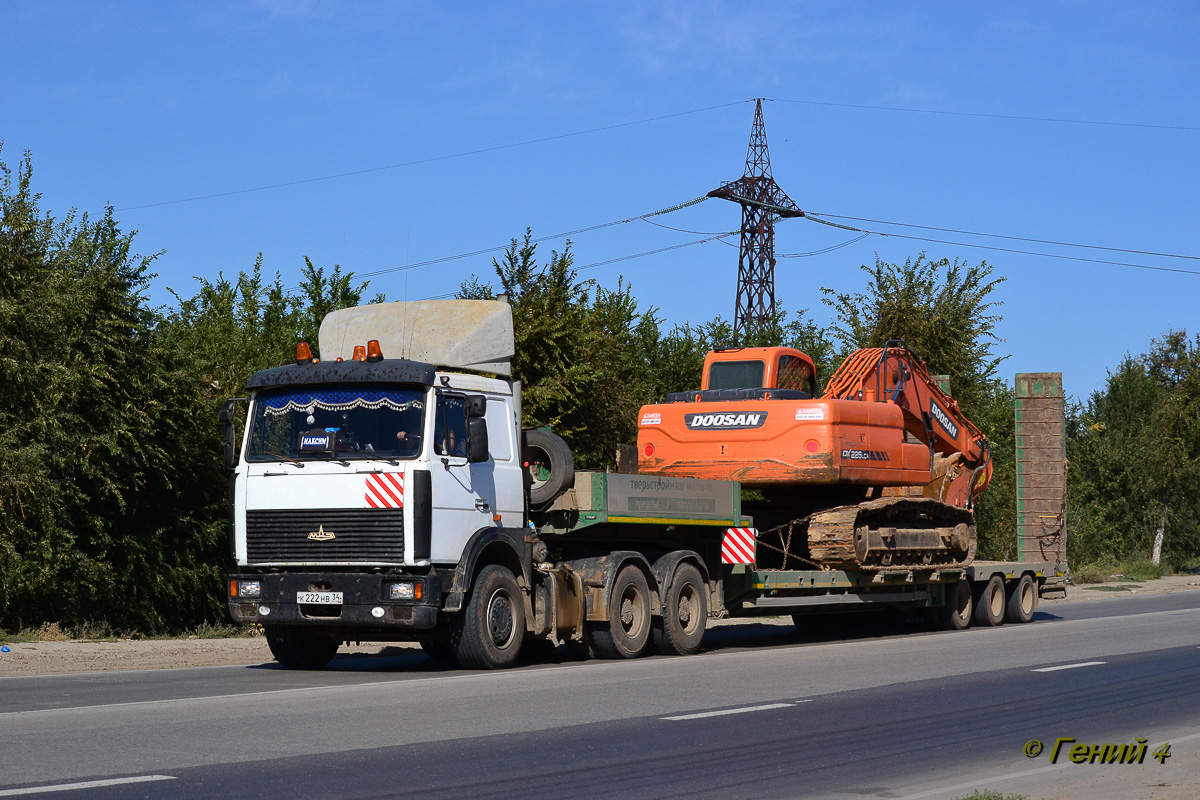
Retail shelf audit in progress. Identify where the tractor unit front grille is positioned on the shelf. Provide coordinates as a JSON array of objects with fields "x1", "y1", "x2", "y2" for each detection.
[{"x1": 246, "y1": 508, "x2": 405, "y2": 563}]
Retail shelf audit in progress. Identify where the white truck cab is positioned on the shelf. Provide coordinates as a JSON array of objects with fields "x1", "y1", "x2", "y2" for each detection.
[{"x1": 225, "y1": 301, "x2": 536, "y2": 667}]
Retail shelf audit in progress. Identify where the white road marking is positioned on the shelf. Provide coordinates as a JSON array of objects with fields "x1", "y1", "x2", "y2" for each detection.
[
  {"x1": 0, "y1": 776, "x2": 175, "y2": 796},
  {"x1": 1031, "y1": 660, "x2": 1106, "y2": 672},
  {"x1": 662, "y1": 701, "x2": 806, "y2": 721}
]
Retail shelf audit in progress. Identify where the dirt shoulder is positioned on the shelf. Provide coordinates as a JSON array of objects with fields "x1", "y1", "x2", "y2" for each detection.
[
  {"x1": 0, "y1": 637, "x2": 423, "y2": 678},
  {"x1": 3, "y1": 575, "x2": 1198, "y2": 678}
]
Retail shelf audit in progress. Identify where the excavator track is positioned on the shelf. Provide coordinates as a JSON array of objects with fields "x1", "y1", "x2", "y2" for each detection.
[{"x1": 789, "y1": 497, "x2": 976, "y2": 571}]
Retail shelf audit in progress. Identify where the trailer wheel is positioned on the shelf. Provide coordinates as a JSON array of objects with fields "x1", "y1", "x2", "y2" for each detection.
[
  {"x1": 522, "y1": 429, "x2": 574, "y2": 507},
  {"x1": 939, "y1": 579, "x2": 973, "y2": 631},
  {"x1": 653, "y1": 563, "x2": 708, "y2": 656},
  {"x1": 450, "y1": 564, "x2": 525, "y2": 669},
  {"x1": 264, "y1": 624, "x2": 340, "y2": 669},
  {"x1": 592, "y1": 565, "x2": 652, "y2": 659},
  {"x1": 973, "y1": 575, "x2": 1006, "y2": 627},
  {"x1": 1006, "y1": 574, "x2": 1037, "y2": 624}
]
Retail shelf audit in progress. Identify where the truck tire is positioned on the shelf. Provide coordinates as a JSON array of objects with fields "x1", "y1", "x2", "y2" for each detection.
[
  {"x1": 522, "y1": 429, "x2": 574, "y2": 506},
  {"x1": 591, "y1": 565, "x2": 652, "y2": 659},
  {"x1": 652, "y1": 563, "x2": 708, "y2": 656},
  {"x1": 973, "y1": 575, "x2": 1006, "y2": 627},
  {"x1": 939, "y1": 579, "x2": 973, "y2": 631},
  {"x1": 1006, "y1": 573, "x2": 1037, "y2": 624},
  {"x1": 450, "y1": 564, "x2": 525, "y2": 669},
  {"x1": 264, "y1": 624, "x2": 340, "y2": 669}
]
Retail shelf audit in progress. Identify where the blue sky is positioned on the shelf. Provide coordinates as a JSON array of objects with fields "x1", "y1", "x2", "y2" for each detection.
[{"x1": 3, "y1": 1, "x2": 1197, "y2": 399}]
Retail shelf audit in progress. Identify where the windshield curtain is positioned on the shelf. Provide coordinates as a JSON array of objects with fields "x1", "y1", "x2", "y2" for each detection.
[{"x1": 248, "y1": 385, "x2": 426, "y2": 461}]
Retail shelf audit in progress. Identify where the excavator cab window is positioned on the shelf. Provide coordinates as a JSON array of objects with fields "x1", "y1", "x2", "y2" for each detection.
[
  {"x1": 707, "y1": 360, "x2": 765, "y2": 390},
  {"x1": 777, "y1": 355, "x2": 816, "y2": 396}
]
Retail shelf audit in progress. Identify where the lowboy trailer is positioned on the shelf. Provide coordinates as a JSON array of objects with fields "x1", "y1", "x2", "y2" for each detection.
[{"x1": 223, "y1": 300, "x2": 1067, "y2": 670}]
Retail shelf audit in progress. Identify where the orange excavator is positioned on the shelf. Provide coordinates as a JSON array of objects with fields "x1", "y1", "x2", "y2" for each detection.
[{"x1": 636, "y1": 341, "x2": 992, "y2": 571}]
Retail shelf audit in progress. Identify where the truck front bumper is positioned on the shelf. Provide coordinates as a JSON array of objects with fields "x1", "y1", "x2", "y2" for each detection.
[{"x1": 227, "y1": 572, "x2": 441, "y2": 630}]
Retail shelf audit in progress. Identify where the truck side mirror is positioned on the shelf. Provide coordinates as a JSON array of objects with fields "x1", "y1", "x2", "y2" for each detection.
[
  {"x1": 467, "y1": 417, "x2": 489, "y2": 463},
  {"x1": 464, "y1": 394, "x2": 487, "y2": 418},
  {"x1": 219, "y1": 397, "x2": 246, "y2": 470}
]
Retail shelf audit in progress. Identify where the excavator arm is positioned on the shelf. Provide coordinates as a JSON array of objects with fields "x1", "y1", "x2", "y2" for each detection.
[{"x1": 823, "y1": 341, "x2": 992, "y2": 505}]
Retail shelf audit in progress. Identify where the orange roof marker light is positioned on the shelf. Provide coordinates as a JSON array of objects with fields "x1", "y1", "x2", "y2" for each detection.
[
  {"x1": 352, "y1": 345, "x2": 367, "y2": 362},
  {"x1": 366, "y1": 339, "x2": 384, "y2": 363},
  {"x1": 296, "y1": 342, "x2": 315, "y2": 366}
]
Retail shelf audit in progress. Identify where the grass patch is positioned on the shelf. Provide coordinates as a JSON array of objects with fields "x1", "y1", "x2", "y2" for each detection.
[
  {"x1": 1, "y1": 621, "x2": 261, "y2": 645},
  {"x1": 145, "y1": 622, "x2": 261, "y2": 640},
  {"x1": 953, "y1": 791, "x2": 1029, "y2": 800},
  {"x1": 1073, "y1": 556, "x2": 1175, "y2": 584},
  {"x1": 1082, "y1": 585, "x2": 1135, "y2": 592}
]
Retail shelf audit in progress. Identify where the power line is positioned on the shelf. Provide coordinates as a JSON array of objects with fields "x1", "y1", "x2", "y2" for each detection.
[
  {"x1": 769, "y1": 97, "x2": 1200, "y2": 133},
  {"x1": 418, "y1": 233, "x2": 735, "y2": 300},
  {"x1": 639, "y1": 216, "x2": 731, "y2": 236},
  {"x1": 806, "y1": 212, "x2": 1200, "y2": 262},
  {"x1": 117, "y1": 101, "x2": 749, "y2": 212},
  {"x1": 804, "y1": 215, "x2": 1200, "y2": 277},
  {"x1": 354, "y1": 195, "x2": 710, "y2": 280},
  {"x1": 576, "y1": 233, "x2": 735, "y2": 272},
  {"x1": 778, "y1": 232, "x2": 870, "y2": 258}
]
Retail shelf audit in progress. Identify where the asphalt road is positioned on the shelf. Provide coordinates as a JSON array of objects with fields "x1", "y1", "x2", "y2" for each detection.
[{"x1": 2, "y1": 592, "x2": 1199, "y2": 799}]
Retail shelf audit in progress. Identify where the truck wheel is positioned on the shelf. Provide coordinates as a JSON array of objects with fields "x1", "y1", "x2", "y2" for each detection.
[
  {"x1": 592, "y1": 565, "x2": 652, "y2": 659},
  {"x1": 939, "y1": 579, "x2": 973, "y2": 631},
  {"x1": 973, "y1": 575, "x2": 1006, "y2": 627},
  {"x1": 652, "y1": 563, "x2": 708, "y2": 656},
  {"x1": 1006, "y1": 574, "x2": 1037, "y2": 624},
  {"x1": 450, "y1": 564, "x2": 525, "y2": 670},
  {"x1": 264, "y1": 624, "x2": 340, "y2": 669},
  {"x1": 522, "y1": 429, "x2": 574, "y2": 506}
]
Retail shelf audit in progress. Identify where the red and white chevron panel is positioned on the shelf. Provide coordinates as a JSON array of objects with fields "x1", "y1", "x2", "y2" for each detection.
[
  {"x1": 721, "y1": 527, "x2": 756, "y2": 565},
  {"x1": 365, "y1": 472, "x2": 404, "y2": 509}
]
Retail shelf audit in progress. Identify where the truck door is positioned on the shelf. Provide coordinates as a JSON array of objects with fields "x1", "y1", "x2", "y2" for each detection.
[
  {"x1": 483, "y1": 395, "x2": 523, "y2": 526},
  {"x1": 429, "y1": 392, "x2": 491, "y2": 563}
]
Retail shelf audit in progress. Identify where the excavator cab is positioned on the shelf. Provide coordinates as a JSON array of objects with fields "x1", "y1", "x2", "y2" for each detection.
[{"x1": 702, "y1": 347, "x2": 818, "y2": 396}]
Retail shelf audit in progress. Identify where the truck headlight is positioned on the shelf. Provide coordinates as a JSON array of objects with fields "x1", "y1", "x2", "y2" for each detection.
[
  {"x1": 389, "y1": 582, "x2": 415, "y2": 600},
  {"x1": 238, "y1": 580, "x2": 261, "y2": 598}
]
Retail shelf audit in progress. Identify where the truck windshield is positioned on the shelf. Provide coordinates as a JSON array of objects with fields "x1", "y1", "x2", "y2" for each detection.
[
  {"x1": 707, "y1": 360, "x2": 765, "y2": 390},
  {"x1": 247, "y1": 385, "x2": 426, "y2": 462}
]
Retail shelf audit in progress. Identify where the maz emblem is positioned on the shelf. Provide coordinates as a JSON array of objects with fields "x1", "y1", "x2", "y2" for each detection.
[{"x1": 307, "y1": 525, "x2": 336, "y2": 541}]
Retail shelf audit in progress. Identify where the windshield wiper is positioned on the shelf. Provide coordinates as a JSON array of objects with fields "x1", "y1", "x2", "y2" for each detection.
[{"x1": 260, "y1": 452, "x2": 305, "y2": 467}]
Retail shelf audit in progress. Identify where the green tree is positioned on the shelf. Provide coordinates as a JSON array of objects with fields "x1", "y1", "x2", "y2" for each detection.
[
  {"x1": 1068, "y1": 330, "x2": 1200, "y2": 564},
  {"x1": 163, "y1": 254, "x2": 376, "y2": 397},
  {"x1": 0, "y1": 147, "x2": 379, "y2": 633},
  {"x1": 459, "y1": 229, "x2": 715, "y2": 467},
  {"x1": 821, "y1": 253, "x2": 1012, "y2": 552},
  {"x1": 821, "y1": 253, "x2": 1005, "y2": 411},
  {"x1": 0, "y1": 148, "x2": 223, "y2": 631},
  {"x1": 969, "y1": 382, "x2": 1018, "y2": 559}
]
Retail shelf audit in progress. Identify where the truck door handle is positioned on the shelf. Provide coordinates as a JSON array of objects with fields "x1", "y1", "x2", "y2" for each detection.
[{"x1": 475, "y1": 499, "x2": 490, "y2": 512}]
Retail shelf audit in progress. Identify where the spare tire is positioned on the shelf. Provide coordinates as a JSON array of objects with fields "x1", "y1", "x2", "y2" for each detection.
[{"x1": 522, "y1": 428, "x2": 574, "y2": 506}]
